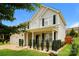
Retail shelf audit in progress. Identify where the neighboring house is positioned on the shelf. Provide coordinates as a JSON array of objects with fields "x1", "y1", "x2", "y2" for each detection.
[
  {"x1": 10, "y1": 32, "x2": 25, "y2": 45},
  {"x1": 10, "y1": 6, "x2": 66, "y2": 50}
]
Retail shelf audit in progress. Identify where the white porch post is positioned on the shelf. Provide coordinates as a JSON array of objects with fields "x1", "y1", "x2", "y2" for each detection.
[
  {"x1": 52, "y1": 31, "x2": 54, "y2": 40},
  {"x1": 32, "y1": 32, "x2": 34, "y2": 49},
  {"x1": 26, "y1": 33, "x2": 28, "y2": 46},
  {"x1": 3, "y1": 34, "x2": 4, "y2": 39}
]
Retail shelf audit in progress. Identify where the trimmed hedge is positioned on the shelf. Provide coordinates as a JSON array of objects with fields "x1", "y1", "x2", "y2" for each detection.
[
  {"x1": 33, "y1": 39, "x2": 36, "y2": 48},
  {"x1": 46, "y1": 39, "x2": 49, "y2": 52},
  {"x1": 70, "y1": 43, "x2": 78, "y2": 56},
  {"x1": 28, "y1": 39, "x2": 32, "y2": 48},
  {"x1": 41, "y1": 40, "x2": 44, "y2": 50},
  {"x1": 36, "y1": 39, "x2": 39, "y2": 50},
  {"x1": 52, "y1": 40, "x2": 61, "y2": 51}
]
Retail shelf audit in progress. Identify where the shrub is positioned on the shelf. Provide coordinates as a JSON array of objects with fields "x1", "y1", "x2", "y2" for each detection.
[
  {"x1": 65, "y1": 36, "x2": 73, "y2": 44},
  {"x1": 41, "y1": 40, "x2": 44, "y2": 50},
  {"x1": 46, "y1": 39, "x2": 49, "y2": 52},
  {"x1": 36, "y1": 39, "x2": 39, "y2": 50},
  {"x1": 33, "y1": 39, "x2": 36, "y2": 48},
  {"x1": 70, "y1": 43, "x2": 78, "y2": 56},
  {"x1": 52, "y1": 40, "x2": 61, "y2": 51},
  {"x1": 69, "y1": 28, "x2": 76, "y2": 37},
  {"x1": 28, "y1": 39, "x2": 32, "y2": 48}
]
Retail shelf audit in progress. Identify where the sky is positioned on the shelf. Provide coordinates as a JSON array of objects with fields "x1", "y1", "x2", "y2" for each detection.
[{"x1": 2, "y1": 3, "x2": 79, "y2": 28}]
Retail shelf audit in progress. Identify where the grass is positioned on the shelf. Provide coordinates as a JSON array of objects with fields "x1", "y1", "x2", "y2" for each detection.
[
  {"x1": 74, "y1": 37, "x2": 79, "y2": 56},
  {"x1": 73, "y1": 37, "x2": 79, "y2": 45},
  {"x1": 0, "y1": 49, "x2": 48, "y2": 56},
  {"x1": 58, "y1": 37, "x2": 79, "y2": 56},
  {"x1": 58, "y1": 44, "x2": 72, "y2": 56}
]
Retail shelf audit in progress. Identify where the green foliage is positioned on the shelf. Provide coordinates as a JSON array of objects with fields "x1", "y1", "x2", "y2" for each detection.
[
  {"x1": 70, "y1": 43, "x2": 78, "y2": 56},
  {"x1": 0, "y1": 3, "x2": 41, "y2": 22},
  {"x1": 0, "y1": 23, "x2": 19, "y2": 34},
  {"x1": 73, "y1": 37, "x2": 79, "y2": 45},
  {"x1": 58, "y1": 44, "x2": 72, "y2": 56},
  {"x1": 0, "y1": 3, "x2": 41, "y2": 37},
  {"x1": 41, "y1": 40, "x2": 44, "y2": 50},
  {"x1": 36, "y1": 39, "x2": 39, "y2": 50},
  {"x1": 52, "y1": 40, "x2": 61, "y2": 51},
  {"x1": 33, "y1": 39, "x2": 36, "y2": 48},
  {"x1": 69, "y1": 28, "x2": 78, "y2": 37},
  {"x1": 28, "y1": 39, "x2": 32, "y2": 48},
  {"x1": 46, "y1": 39, "x2": 49, "y2": 52}
]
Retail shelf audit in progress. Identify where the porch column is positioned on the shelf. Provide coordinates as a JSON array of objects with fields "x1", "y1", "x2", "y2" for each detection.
[
  {"x1": 3, "y1": 34, "x2": 4, "y2": 39},
  {"x1": 26, "y1": 33, "x2": 28, "y2": 46},
  {"x1": 32, "y1": 32, "x2": 34, "y2": 49},
  {"x1": 52, "y1": 31, "x2": 54, "y2": 40}
]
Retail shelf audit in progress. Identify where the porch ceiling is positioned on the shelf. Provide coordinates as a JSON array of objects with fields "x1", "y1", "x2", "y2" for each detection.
[{"x1": 27, "y1": 26, "x2": 58, "y2": 32}]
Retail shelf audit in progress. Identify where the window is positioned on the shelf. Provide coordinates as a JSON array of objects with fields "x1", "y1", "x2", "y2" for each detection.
[
  {"x1": 53, "y1": 15, "x2": 56, "y2": 24},
  {"x1": 44, "y1": 19, "x2": 48, "y2": 26},
  {"x1": 42, "y1": 18, "x2": 44, "y2": 26}
]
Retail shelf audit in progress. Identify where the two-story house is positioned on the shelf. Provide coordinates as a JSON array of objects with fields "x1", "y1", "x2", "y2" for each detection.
[{"x1": 10, "y1": 6, "x2": 66, "y2": 51}]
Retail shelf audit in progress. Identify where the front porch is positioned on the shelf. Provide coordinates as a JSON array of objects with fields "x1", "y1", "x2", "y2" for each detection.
[{"x1": 25, "y1": 26, "x2": 59, "y2": 52}]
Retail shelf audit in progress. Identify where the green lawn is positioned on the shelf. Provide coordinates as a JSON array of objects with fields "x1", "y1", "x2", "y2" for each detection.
[
  {"x1": 0, "y1": 49, "x2": 48, "y2": 56},
  {"x1": 74, "y1": 37, "x2": 79, "y2": 56},
  {"x1": 58, "y1": 44, "x2": 72, "y2": 56},
  {"x1": 73, "y1": 37, "x2": 79, "y2": 45},
  {"x1": 58, "y1": 37, "x2": 79, "y2": 56}
]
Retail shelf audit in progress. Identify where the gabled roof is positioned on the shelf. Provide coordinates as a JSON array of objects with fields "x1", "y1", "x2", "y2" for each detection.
[{"x1": 26, "y1": 5, "x2": 66, "y2": 26}]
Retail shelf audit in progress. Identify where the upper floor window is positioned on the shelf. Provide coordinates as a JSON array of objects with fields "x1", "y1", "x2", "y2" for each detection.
[
  {"x1": 53, "y1": 15, "x2": 56, "y2": 24},
  {"x1": 42, "y1": 18, "x2": 44, "y2": 26}
]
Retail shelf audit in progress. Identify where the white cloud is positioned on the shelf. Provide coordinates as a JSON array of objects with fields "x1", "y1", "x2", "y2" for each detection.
[{"x1": 70, "y1": 22, "x2": 79, "y2": 28}]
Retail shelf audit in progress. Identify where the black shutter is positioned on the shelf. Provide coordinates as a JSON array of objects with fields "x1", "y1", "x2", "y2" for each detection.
[
  {"x1": 54, "y1": 32, "x2": 56, "y2": 40},
  {"x1": 42, "y1": 33, "x2": 44, "y2": 40},
  {"x1": 42, "y1": 18, "x2": 44, "y2": 26},
  {"x1": 53, "y1": 15, "x2": 56, "y2": 24}
]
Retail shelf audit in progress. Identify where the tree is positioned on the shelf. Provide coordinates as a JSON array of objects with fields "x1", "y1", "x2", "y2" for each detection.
[
  {"x1": 69, "y1": 29, "x2": 76, "y2": 37},
  {"x1": 0, "y1": 3, "x2": 41, "y2": 24},
  {"x1": 17, "y1": 22, "x2": 28, "y2": 32}
]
